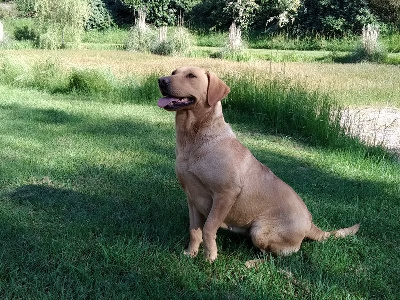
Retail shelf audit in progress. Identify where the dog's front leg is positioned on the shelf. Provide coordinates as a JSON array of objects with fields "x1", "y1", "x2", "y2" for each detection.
[
  {"x1": 203, "y1": 191, "x2": 238, "y2": 262},
  {"x1": 184, "y1": 199, "x2": 204, "y2": 257}
]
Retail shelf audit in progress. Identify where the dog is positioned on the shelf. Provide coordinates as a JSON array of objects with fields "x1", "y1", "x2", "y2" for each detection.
[{"x1": 157, "y1": 66, "x2": 359, "y2": 262}]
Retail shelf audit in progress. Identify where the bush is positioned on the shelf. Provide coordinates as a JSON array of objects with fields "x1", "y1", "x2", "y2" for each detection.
[
  {"x1": 14, "y1": 0, "x2": 34, "y2": 16},
  {"x1": 14, "y1": 25, "x2": 37, "y2": 41},
  {"x1": 36, "y1": 26, "x2": 61, "y2": 50},
  {"x1": 151, "y1": 27, "x2": 194, "y2": 56},
  {"x1": 151, "y1": 40, "x2": 175, "y2": 56},
  {"x1": 127, "y1": 25, "x2": 194, "y2": 56},
  {"x1": 126, "y1": 25, "x2": 157, "y2": 53}
]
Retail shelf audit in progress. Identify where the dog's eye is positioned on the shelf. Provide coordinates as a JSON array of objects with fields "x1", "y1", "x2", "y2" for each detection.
[{"x1": 187, "y1": 73, "x2": 196, "y2": 78}]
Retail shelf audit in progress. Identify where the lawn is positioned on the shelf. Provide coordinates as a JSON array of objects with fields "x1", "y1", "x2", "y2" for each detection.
[{"x1": 0, "y1": 57, "x2": 399, "y2": 298}]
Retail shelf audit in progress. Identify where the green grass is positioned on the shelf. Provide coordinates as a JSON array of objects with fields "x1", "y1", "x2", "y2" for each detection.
[
  {"x1": 0, "y1": 56, "x2": 397, "y2": 157},
  {"x1": 0, "y1": 83, "x2": 399, "y2": 298}
]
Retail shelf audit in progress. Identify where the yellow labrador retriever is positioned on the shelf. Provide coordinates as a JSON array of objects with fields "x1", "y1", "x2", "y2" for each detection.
[{"x1": 158, "y1": 66, "x2": 359, "y2": 262}]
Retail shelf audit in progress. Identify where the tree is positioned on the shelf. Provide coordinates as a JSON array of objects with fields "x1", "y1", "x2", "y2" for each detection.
[
  {"x1": 86, "y1": 0, "x2": 114, "y2": 30},
  {"x1": 253, "y1": 0, "x2": 302, "y2": 31},
  {"x1": 368, "y1": 0, "x2": 400, "y2": 27},
  {"x1": 224, "y1": 0, "x2": 259, "y2": 32},
  {"x1": 34, "y1": 0, "x2": 90, "y2": 49},
  {"x1": 121, "y1": 0, "x2": 199, "y2": 26},
  {"x1": 295, "y1": 0, "x2": 377, "y2": 36}
]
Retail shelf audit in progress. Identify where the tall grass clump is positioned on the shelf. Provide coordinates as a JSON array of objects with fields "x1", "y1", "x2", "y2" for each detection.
[
  {"x1": 151, "y1": 26, "x2": 194, "y2": 56},
  {"x1": 224, "y1": 73, "x2": 345, "y2": 148},
  {"x1": 68, "y1": 68, "x2": 115, "y2": 96},
  {"x1": 0, "y1": 58, "x2": 28, "y2": 86},
  {"x1": 0, "y1": 58, "x2": 68, "y2": 92},
  {"x1": 351, "y1": 24, "x2": 388, "y2": 63},
  {"x1": 213, "y1": 23, "x2": 252, "y2": 62},
  {"x1": 30, "y1": 59, "x2": 68, "y2": 92},
  {"x1": 224, "y1": 73, "x2": 390, "y2": 158},
  {"x1": 126, "y1": 24, "x2": 157, "y2": 53}
]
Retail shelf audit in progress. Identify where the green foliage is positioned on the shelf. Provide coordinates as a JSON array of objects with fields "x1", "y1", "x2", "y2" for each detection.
[
  {"x1": 166, "y1": 26, "x2": 194, "y2": 55},
  {"x1": 126, "y1": 24, "x2": 157, "y2": 52},
  {"x1": 30, "y1": 59, "x2": 67, "y2": 92},
  {"x1": 351, "y1": 44, "x2": 388, "y2": 63},
  {"x1": 68, "y1": 68, "x2": 115, "y2": 95},
  {"x1": 122, "y1": 0, "x2": 199, "y2": 26},
  {"x1": 34, "y1": 0, "x2": 90, "y2": 49},
  {"x1": 127, "y1": 25, "x2": 193, "y2": 56},
  {"x1": 223, "y1": 0, "x2": 259, "y2": 32},
  {"x1": 211, "y1": 49, "x2": 253, "y2": 62},
  {"x1": 368, "y1": 0, "x2": 400, "y2": 27},
  {"x1": 0, "y1": 58, "x2": 27, "y2": 86},
  {"x1": 189, "y1": 0, "x2": 229, "y2": 31},
  {"x1": 14, "y1": 0, "x2": 35, "y2": 15},
  {"x1": 14, "y1": 25, "x2": 38, "y2": 41},
  {"x1": 295, "y1": 0, "x2": 378, "y2": 36},
  {"x1": 86, "y1": 0, "x2": 114, "y2": 30}
]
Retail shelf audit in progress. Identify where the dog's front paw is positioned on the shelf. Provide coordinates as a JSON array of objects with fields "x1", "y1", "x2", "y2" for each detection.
[
  {"x1": 204, "y1": 249, "x2": 217, "y2": 262},
  {"x1": 184, "y1": 248, "x2": 199, "y2": 258}
]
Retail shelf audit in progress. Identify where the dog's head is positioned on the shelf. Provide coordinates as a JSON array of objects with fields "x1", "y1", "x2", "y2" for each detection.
[{"x1": 157, "y1": 66, "x2": 230, "y2": 111}]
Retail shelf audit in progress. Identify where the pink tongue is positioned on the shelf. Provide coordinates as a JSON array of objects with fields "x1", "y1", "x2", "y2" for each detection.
[{"x1": 158, "y1": 97, "x2": 177, "y2": 108}]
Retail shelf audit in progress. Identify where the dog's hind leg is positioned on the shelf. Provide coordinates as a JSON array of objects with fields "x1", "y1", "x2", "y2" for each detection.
[{"x1": 250, "y1": 221, "x2": 304, "y2": 256}]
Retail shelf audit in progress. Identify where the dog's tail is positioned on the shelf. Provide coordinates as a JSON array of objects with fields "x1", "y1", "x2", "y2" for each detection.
[{"x1": 306, "y1": 223, "x2": 360, "y2": 241}]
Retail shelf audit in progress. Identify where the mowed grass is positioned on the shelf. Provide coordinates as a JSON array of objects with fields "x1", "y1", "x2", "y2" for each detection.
[{"x1": 0, "y1": 78, "x2": 399, "y2": 299}]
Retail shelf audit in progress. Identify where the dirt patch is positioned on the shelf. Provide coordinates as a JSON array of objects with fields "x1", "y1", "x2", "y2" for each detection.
[{"x1": 341, "y1": 107, "x2": 400, "y2": 156}]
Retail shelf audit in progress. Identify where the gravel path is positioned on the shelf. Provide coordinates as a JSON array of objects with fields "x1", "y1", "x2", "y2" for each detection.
[{"x1": 341, "y1": 107, "x2": 400, "y2": 156}]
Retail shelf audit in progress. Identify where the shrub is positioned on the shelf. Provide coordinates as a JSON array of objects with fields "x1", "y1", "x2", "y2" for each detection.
[
  {"x1": 14, "y1": 24, "x2": 38, "y2": 41},
  {"x1": 36, "y1": 25, "x2": 60, "y2": 50},
  {"x1": 168, "y1": 26, "x2": 194, "y2": 55},
  {"x1": 126, "y1": 25, "x2": 157, "y2": 53},
  {"x1": 151, "y1": 26, "x2": 194, "y2": 56},
  {"x1": 151, "y1": 40, "x2": 174, "y2": 56},
  {"x1": 14, "y1": 0, "x2": 34, "y2": 15},
  {"x1": 127, "y1": 25, "x2": 194, "y2": 56}
]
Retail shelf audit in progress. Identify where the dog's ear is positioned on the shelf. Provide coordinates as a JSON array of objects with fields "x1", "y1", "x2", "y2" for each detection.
[{"x1": 206, "y1": 71, "x2": 230, "y2": 107}]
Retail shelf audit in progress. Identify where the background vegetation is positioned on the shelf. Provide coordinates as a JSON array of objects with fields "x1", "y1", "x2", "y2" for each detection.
[
  {"x1": 0, "y1": 51, "x2": 399, "y2": 299},
  {"x1": 0, "y1": 0, "x2": 399, "y2": 299}
]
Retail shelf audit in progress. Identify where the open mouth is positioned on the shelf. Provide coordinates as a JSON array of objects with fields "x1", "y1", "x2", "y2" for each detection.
[{"x1": 157, "y1": 96, "x2": 196, "y2": 110}]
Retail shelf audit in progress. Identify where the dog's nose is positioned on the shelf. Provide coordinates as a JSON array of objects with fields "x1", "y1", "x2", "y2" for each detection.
[{"x1": 158, "y1": 77, "x2": 169, "y2": 88}]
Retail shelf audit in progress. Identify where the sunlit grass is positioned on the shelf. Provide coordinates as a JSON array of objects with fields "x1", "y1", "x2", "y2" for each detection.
[
  {"x1": 2, "y1": 49, "x2": 399, "y2": 108},
  {"x1": 0, "y1": 84, "x2": 398, "y2": 298}
]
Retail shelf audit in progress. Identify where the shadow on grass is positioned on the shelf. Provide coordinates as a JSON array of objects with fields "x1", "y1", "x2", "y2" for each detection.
[{"x1": 1, "y1": 101, "x2": 399, "y2": 298}]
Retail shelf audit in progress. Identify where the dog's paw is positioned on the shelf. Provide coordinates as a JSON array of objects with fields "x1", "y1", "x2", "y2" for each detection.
[
  {"x1": 204, "y1": 250, "x2": 217, "y2": 262},
  {"x1": 183, "y1": 248, "x2": 198, "y2": 258}
]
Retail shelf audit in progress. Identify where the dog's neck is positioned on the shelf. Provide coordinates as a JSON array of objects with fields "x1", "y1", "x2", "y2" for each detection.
[{"x1": 175, "y1": 102, "x2": 229, "y2": 148}]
